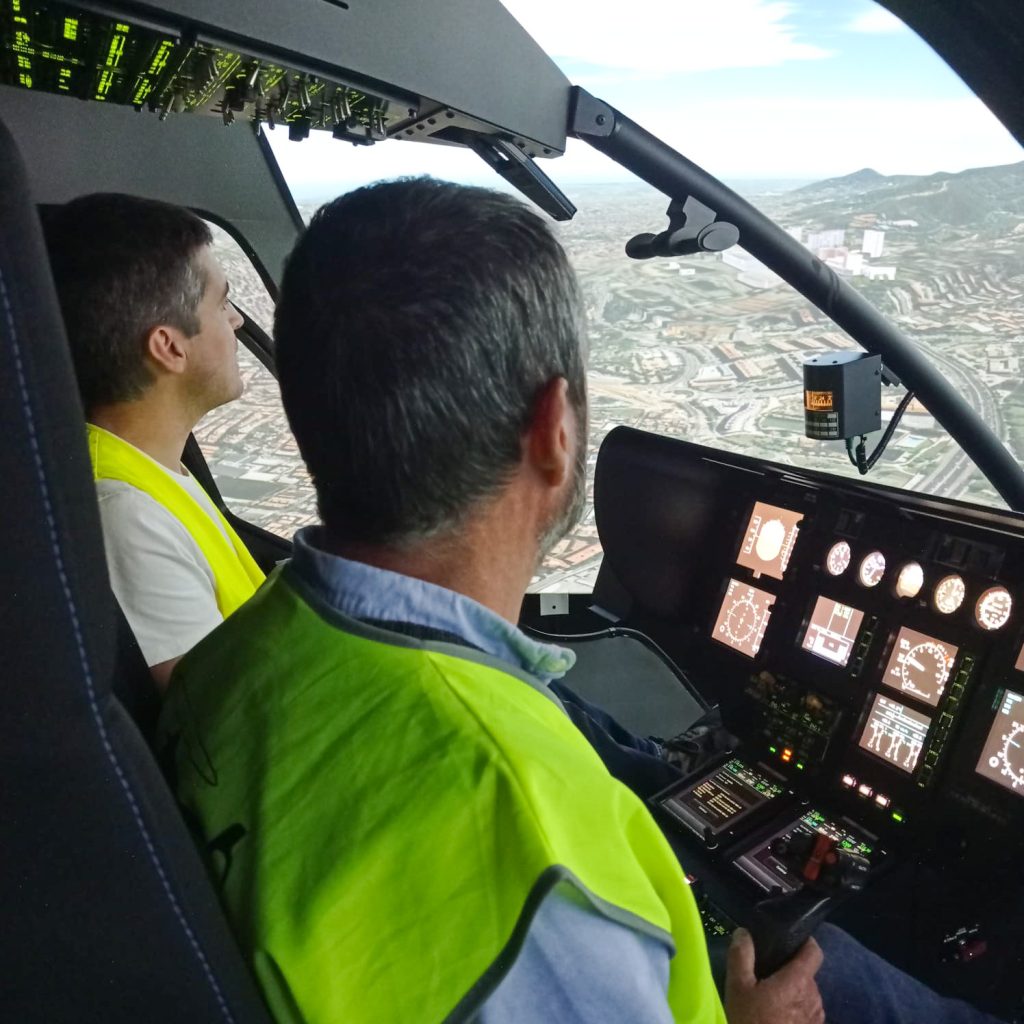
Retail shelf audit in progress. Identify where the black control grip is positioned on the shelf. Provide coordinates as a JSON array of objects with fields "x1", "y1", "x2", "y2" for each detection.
[{"x1": 749, "y1": 889, "x2": 832, "y2": 979}]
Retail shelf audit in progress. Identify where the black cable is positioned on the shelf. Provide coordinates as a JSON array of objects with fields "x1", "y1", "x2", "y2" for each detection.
[{"x1": 850, "y1": 391, "x2": 916, "y2": 475}]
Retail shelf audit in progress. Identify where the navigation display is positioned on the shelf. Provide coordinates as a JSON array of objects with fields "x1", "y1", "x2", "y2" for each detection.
[
  {"x1": 801, "y1": 597, "x2": 865, "y2": 668},
  {"x1": 712, "y1": 580, "x2": 776, "y2": 658},
  {"x1": 736, "y1": 502, "x2": 803, "y2": 581},
  {"x1": 660, "y1": 759, "x2": 786, "y2": 839},
  {"x1": 881, "y1": 627, "x2": 957, "y2": 708},
  {"x1": 976, "y1": 689, "x2": 1024, "y2": 795},
  {"x1": 858, "y1": 694, "x2": 931, "y2": 774},
  {"x1": 735, "y1": 809, "x2": 878, "y2": 893}
]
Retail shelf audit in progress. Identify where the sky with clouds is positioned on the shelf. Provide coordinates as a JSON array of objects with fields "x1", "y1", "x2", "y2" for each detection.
[{"x1": 268, "y1": 0, "x2": 1023, "y2": 200}]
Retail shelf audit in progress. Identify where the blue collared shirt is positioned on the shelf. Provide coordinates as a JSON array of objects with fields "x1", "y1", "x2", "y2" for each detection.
[{"x1": 290, "y1": 527, "x2": 674, "y2": 1024}]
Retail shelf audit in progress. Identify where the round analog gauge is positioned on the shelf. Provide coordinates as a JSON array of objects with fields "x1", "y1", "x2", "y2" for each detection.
[
  {"x1": 895, "y1": 562, "x2": 924, "y2": 599},
  {"x1": 858, "y1": 551, "x2": 886, "y2": 587},
  {"x1": 825, "y1": 540, "x2": 852, "y2": 577},
  {"x1": 900, "y1": 640, "x2": 954, "y2": 697},
  {"x1": 976, "y1": 587, "x2": 1012, "y2": 631},
  {"x1": 988, "y1": 721, "x2": 1024, "y2": 790},
  {"x1": 934, "y1": 574, "x2": 966, "y2": 615}
]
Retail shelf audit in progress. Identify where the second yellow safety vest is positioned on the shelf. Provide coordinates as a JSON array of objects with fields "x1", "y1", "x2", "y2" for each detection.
[{"x1": 87, "y1": 423, "x2": 265, "y2": 616}]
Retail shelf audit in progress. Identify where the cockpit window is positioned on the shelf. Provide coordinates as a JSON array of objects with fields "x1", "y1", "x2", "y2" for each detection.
[{"x1": 267, "y1": 0, "x2": 1024, "y2": 592}]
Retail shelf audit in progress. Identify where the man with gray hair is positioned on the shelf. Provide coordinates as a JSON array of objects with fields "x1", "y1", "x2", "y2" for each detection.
[
  {"x1": 161, "y1": 179, "x2": 1004, "y2": 1024},
  {"x1": 158, "y1": 177, "x2": 822, "y2": 1023}
]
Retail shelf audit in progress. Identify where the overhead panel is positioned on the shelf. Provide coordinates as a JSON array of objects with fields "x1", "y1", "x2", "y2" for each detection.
[{"x1": 0, "y1": 0, "x2": 570, "y2": 158}]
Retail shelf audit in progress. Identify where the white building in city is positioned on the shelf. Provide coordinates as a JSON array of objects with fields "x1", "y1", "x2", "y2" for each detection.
[
  {"x1": 807, "y1": 228, "x2": 845, "y2": 250},
  {"x1": 862, "y1": 229, "x2": 885, "y2": 258}
]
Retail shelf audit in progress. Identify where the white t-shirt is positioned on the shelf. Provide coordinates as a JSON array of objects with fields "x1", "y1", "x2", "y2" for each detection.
[{"x1": 96, "y1": 461, "x2": 230, "y2": 667}]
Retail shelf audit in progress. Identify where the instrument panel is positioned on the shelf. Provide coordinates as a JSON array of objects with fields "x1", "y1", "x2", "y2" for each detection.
[
  {"x1": 589, "y1": 428, "x2": 1024, "y2": 1017},
  {"x1": 592, "y1": 426, "x2": 1024, "y2": 848}
]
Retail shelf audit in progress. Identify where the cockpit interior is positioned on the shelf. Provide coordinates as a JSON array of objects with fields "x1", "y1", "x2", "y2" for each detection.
[{"x1": 3, "y1": 1, "x2": 1024, "y2": 1021}]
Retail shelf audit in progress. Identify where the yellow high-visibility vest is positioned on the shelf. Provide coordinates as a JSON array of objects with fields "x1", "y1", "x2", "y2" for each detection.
[
  {"x1": 159, "y1": 565, "x2": 726, "y2": 1023},
  {"x1": 87, "y1": 423, "x2": 265, "y2": 616}
]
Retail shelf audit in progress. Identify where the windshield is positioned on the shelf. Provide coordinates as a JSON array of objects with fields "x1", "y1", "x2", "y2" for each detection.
[{"x1": 263, "y1": 0, "x2": 1024, "y2": 593}]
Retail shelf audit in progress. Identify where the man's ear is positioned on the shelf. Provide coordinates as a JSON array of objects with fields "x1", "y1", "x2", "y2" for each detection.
[
  {"x1": 526, "y1": 377, "x2": 573, "y2": 487},
  {"x1": 145, "y1": 323, "x2": 189, "y2": 376}
]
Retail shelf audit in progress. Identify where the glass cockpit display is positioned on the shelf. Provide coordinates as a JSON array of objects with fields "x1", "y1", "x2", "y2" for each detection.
[
  {"x1": 660, "y1": 759, "x2": 785, "y2": 839},
  {"x1": 712, "y1": 580, "x2": 776, "y2": 658},
  {"x1": 881, "y1": 627, "x2": 957, "y2": 708},
  {"x1": 858, "y1": 694, "x2": 931, "y2": 774},
  {"x1": 801, "y1": 597, "x2": 865, "y2": 668},
  {"x1": 736, "y1": 502, "x2": 803, "y2": 581},
  {"x1": 734, "y1": 809, "x2": 877, "y2": 893},
  {"x1": 976, "y1": 690, "x2": 1024, "y2": 795}
]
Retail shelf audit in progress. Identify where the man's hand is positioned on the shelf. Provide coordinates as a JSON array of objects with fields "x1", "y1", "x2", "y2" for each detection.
[{"x1": 723, "y1": 927, "x2": 825, "y2": 1024}]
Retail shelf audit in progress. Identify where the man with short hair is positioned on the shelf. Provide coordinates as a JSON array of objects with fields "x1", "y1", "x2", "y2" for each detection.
[
  {"x1": 159, "y1": 180, "x2": 1001, "y2": 1024},
  {"x1": 44, "y1": 194, "x2": 264, "y2": 690},
  {"x1": 157, "y1": 178, "x2": 810, "y2": 1023}
]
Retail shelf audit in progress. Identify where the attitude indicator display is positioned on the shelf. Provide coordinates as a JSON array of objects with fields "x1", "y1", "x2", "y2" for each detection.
[
  {"x1": 976, "y1": 690, "x2": 1024, "y2": 795},
  {"x1": 660, "y1": 759, "x2": 786, "y2": 839},
  {"x1": 858, "y1": 694, "x2": 931, "y2": 774},
  {"x1": 735, "y1": 809, "x2": 878, "y2": 893},
  {"x1": 801, "y1": 596, "x2": 865, "y2": 668},
  {"x1": 712, "y1": 580, "x2": 776, "y2": 658},
  {"x1": 736, "y1": 502, "x2": 803, "y2": 581},
  {"x1": 881, "y1": 627, "x2": 957, "y2": 708}
]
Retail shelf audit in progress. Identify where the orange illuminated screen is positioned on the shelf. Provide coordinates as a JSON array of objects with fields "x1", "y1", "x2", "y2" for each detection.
[
  {"x1": 736, "y1": 502, "x2": 804, "y2": 581},
  {"x1": 712, "y1": 579, "x2": 776, "y2": 658},
  {"x1": 858, "y1": 694, "x2": 931, "y2": 775},
  {"x1": 976, "y1": 689, "x2": 1024, "y2": 795},
  {"x1": 1016, "y1": 644, "x2": 1024, "y2": 673},
  {"x1": 881, "y1": 627, "x2": 957, "y2": 709},
  {"x1": 801, "y1": 597, "x2": 865, "y2": 668}
]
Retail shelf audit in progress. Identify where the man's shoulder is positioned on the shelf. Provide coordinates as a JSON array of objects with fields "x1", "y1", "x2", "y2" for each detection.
[{"x1": 94, "y1": 477, "x2": 196, "y2": 547}]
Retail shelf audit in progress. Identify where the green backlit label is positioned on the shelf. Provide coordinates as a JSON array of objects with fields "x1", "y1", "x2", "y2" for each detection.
[{"x1": 63, "y1": 17, "x2": 78, "y2": 40}]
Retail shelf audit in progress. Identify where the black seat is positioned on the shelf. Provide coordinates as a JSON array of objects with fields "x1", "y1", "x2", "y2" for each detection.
[{"x1": 0, "y1": 116, "x2": 271, "y2": 1022}]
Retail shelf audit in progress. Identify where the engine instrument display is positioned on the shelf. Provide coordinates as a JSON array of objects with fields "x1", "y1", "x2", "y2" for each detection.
[
  {"x1": 895, "y1": 562, "x2": 924, "y2": 599},
  {"x1": 858, "y1": 551, "x2": 886, "y2": 588},
  {"x1": 975, "y1": 587, "x2": 1012, "y2": 631},
  {"x1": 881, "y1": 627, "x2": 957, "y2": 708},
  {"x1": 801, "y1": 597, "x2": 865, "y2": 668},
  {"x1": 734, "y1": 808, "x2": 878, "y2": 893},
  {"x1": 934, "y1": 575, "x2": 966, "y2": 614},
  {"x1": 976, "y1": 690, "x2": 1024, "y2": 795},
  {"x1": 712, "y1": 580, "x2": 776, "y2": 658},
  {"x1": 858, "y1": 694, "x2": 931, "y2": 774},
  {"x1": 660, "y1": 759, "x2": 786, "y2": 839},
  {"x1": 736, "y1": 502, "x2": 803, "y2": 581},
  {"x1": 825, "y1": 540, "x2": 852, "y2": 577}
]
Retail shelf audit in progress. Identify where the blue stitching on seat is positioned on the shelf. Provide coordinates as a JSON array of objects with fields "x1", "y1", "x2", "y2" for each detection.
[{"x1": 0, "y1": 268, "x2": 237, "y2": 1023}]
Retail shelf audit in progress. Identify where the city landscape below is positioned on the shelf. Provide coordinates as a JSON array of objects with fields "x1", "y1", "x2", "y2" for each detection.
[{"x1": 199, "y1": 160, "x2": 1024, "y2": 593}]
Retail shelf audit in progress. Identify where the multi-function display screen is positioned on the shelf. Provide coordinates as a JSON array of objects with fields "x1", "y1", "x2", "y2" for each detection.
[
  {"x1": 712, "y1": 579, "x2": 776, "y2": 658},
  {"x1": 660, "y1": 759, "x2": 785, "y2": 839},
  {"x1": 858, "y1": 694, "x2": 931, "y2": 774},
  {"x1": 976, "y1": 689, "x2": 1024, "y2": 796},
  {"x1": 881, "y1": 627, "x2": 957, "y2": 708},
  {"x1": 801, "y1": 596, "x2": 865, "y2": 668},
  {"x1": 734, "y1": 809, "x2": 878, "y2": 893},
  {"x1": 736, "y1": 502, "x2": 803, "y2": 581}
]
